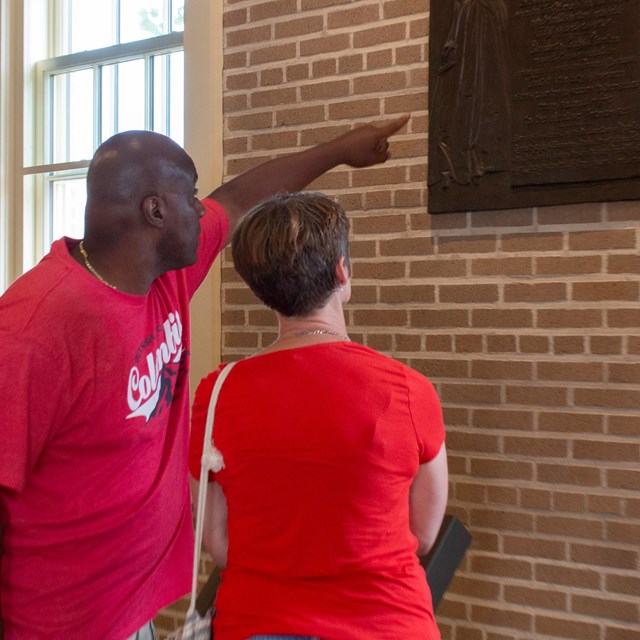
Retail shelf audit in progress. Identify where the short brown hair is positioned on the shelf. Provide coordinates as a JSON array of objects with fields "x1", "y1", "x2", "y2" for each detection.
[{"x1": 232, "y1": 192, "x2": 350, "y2": 317}]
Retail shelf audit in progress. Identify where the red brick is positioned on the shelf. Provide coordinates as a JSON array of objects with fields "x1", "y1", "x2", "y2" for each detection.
[
  {"x1": 607, "y1": 469, "x2": 640, "y2": 491},
  {"x1": 553, "y1": 335, "x2": 586, "y2": 354},
  {"x1": 487, "y1": 334, "x2": 517, "y2": 352},
  {"x1": 504, "y1": 282, "x2": 567, "y2": 303},
  {"x1": 250, "y1": 0, "x2": 297, "y2": 21},
  {"x1": 472, "y1": 409, "x2": 534, "y2": 431},
  {"x1": 538, "y1": 308, "x2": 604, "y2": 329},
  {"x1": 538, "y1": 202, "x2": 604, "y2": 225},
  {"x1": 354, "y1": 71, "x2": 408, "y2": 94},
  {"x1": 537, "y1": 463, "x2": 602, "y2": 488},
  {"x1": 606, "y1": 625, "x2": 640, "y2": 640},
  {"x1": 608, "y1": 252, "x2": 640, "y2": 274},
  {"x1": 536, "y1": 615, "x2": 600, "y2": 640},
  {"x1": 411, "y1": 308, "x2": 470, "y2": 329},
  {"x1": 352, "y1": 22, "x2": 407, "y2": 48},
  {"x1": 504, "y1": 584, "x2": 567, "y2": 610},
  {"x1": 574, "y1": 387, "x2": 640, "y2": 411},
  {"x1": 506, "y1": 385, "x2": 568, "y2": 407},
  {"x1": 535, "y1": 563, "x2": 601, "y2": 589},
  {"x1": 437, "y1": 235, "x2": 497, "y2": 254},
  {"x1": 473, "y1": 308, "x2": 533, "y2": 328},
  {"x1": 424, "y1": 334, "x2": 453, "y2": 352},
  {"x1": 472, "y1": 257, "x2": 533, "y2": 276},
  {"x1": 608, "y1": 415, "x2": 640, "y2": 437},
  {"x1": 274, "y1": 15, "x2": 324, "y2": 38},
  {"x1": 471, "y1": 458, "x2": 534, "y2": 481},
  {"x1": 249, "y1": 42, "x2": 298, "y2": 65},
  {"x1": 502, "y1": 233, "x2": 563, "y2": 252},
  {"x1": 520, "y1": 335, "x2": 550, "y2": 353},
  {"x1": 569, "y1": 229, "x2": 636, "y2": 251},
  {"x1": 439, "y1": 284, "x2": 499, "y2": 304},
  {"x1": 608, "y1": 307, "x2": 640, "y2": 327},
  {"x1": 606, "y1": 573, "x2": 640, "y2": 596},
  {"x1": 574, "y1": 440, "x2": 640, "y2": 463},
  {"x1": 409, "y1": 259, "x2": 467, "y2": 278},
  {"x1": 471, "y1": 604, "x2": 532, "y2": 631},
  {"x1": 503, "y1": 535, "x2": 566, "y2": 561},
  {"x1": 471, "y1": 360, "x2": 533, "y2": 380},
  {"x1": 571, "y1": 543, "x2": 638, "y2": 570},
  {"x1": 537, "y1": 361, "x2": 604, "y2": 382},
  {"x1": 353, "y1": 261, "x2": 404, "y2": 279},
  {"x1": 590, "y1": 335, "x2": 623, "y2": 355},
  {"x1": 454, "y1": 334, "x2": 483, "y2": 353},
  {"x1": 471, "y1": 208, "x2": 534, "y2": 228},
  {"x1": 538, "y1": 412, "x2": 603, "y2": 434},
  {"x1": 504, "y1": 436, "x2": 568, "y2": 458},
  {"x1": 412, "y1": 359, "x2": 468, "y2": 379},
  {"x1": 470, "y1": 554, "x2": 533, "y2": 580},
  {"x1": 441, "y1": 383, "x2": 502, "y2": 405},
  {"x1": 573, "y1": 281, "x2": 639, "y2": 302},
  {"x1": 536, "y1": 255, "x2": 602, "y2": 276}
]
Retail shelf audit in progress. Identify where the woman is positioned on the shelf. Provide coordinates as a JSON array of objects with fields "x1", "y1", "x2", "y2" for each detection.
[{"x1": 189, "y1": 192, "x2": 448, "y2": 640}]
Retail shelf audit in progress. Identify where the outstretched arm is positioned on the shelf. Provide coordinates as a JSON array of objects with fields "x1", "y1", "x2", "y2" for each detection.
[{"x1": 208, "y1": 114, "x2": 410, "y2": 237}]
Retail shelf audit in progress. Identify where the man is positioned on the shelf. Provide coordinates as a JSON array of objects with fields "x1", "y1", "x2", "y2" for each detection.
[{"x1": 0, "y1": 114, "x2": 409, "y2": 640}]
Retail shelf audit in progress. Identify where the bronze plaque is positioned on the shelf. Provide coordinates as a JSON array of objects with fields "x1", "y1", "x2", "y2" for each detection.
[{"x1": 428, "y1": 0, "x2": 640, "y2": 213}]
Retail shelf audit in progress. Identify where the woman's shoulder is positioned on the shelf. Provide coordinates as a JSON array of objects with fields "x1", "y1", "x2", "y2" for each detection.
[{"x1": 340, "y1": 342, "x2": 436, "y2": 389}]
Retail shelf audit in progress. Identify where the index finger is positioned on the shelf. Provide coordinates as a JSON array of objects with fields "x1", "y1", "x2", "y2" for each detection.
[{"x1": 377, "y1": 113, "x2": 410, "y2": 138}]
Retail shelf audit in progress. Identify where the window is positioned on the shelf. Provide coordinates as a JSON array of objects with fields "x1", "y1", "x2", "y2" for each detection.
[{"x1": 23, "y1": 0, "x2": 184, "y2": 268}]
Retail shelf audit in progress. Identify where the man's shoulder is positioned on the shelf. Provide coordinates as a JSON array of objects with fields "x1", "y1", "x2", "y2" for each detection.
[{"x1": 0, "y1": 242, "x2": 84, "y2": 334}]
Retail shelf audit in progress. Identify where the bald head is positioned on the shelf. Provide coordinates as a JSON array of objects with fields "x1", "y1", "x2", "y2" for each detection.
[{"x1": 85, "y1": 131, "x2": 197, "y2": 242}]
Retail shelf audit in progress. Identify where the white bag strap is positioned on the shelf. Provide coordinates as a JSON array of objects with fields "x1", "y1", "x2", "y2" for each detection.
[{"x1": 187, "y1": 361, "x2": 236, "y2": 615}]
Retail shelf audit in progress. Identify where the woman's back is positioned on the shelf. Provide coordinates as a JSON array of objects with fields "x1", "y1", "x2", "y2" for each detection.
[{"x1": 190, "y1": 341, "x2": 445, "y2": 640}]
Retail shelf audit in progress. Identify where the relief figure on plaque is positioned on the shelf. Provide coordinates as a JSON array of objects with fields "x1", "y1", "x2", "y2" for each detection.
[{"x1": 430, "y1": 0, "x2": 510, "y2": 187}]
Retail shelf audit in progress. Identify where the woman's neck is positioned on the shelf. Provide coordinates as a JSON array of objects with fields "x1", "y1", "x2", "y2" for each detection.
[{"x1": 258, "y1": 302, "x2": 350, "y2": 356}]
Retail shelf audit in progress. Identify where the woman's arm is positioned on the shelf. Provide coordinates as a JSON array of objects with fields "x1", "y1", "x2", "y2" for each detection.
[
  {"x1": 190, "y1": 477, "x2": 229, "y2": 569},
  {"x1": 409, "y1": 444, "x2": 449, "y2": 556}
]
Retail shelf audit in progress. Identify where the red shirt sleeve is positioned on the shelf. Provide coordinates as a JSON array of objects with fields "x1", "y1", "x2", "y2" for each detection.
[{"x1": 405, "y1": 368, "x2": 446, "y2": 463}]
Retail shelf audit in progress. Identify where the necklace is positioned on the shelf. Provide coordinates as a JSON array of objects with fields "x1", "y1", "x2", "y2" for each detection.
[
  {"x1": 277, "y1": 328, "x2": 350, "y2": 342},
  {"x1": 78, "y1": 241, "x2": 118, "y2": 290}
]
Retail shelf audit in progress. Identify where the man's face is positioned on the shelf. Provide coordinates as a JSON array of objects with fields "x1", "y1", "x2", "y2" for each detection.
[{"x1": 159, "y1": 171, "x2": 205, "y2": 270}]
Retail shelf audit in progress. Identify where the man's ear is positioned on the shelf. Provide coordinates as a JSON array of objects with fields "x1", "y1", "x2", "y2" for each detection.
[
  {"x1": 336, "y1": 255, "x2": 350, "y2": 286},
  {"x1": 142, "y1": 195, "x2": 164, "y2": 228}
]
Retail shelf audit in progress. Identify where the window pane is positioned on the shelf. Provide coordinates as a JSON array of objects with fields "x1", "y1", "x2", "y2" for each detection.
[
  {"x1": 51, "y1": 74, "x2": 69, "y2": 163},
  {"x1": 68, "y1": 0, "x2": 116, "y2": 53},
  {"x1": 100, "y1": 65, "x2": 117, "y2": 142},
  {"x1": 51, "y1": 176, "x2": 87, "y2": 240},
  {"x1": 52, "y1": 69, "x2": 94, "y2": 163},
  {"x1": 151, "y1": 50, "x2": 183, "y2": 145},
  {"x1": 69, "y1": 71, "x2": 95, "y2": 160},
  {"x1": 152, "y1": 54, "x2": 169, "y2": 136},
  {"x1": 169, "y1": 51, "x2": 184, "y2": 145},
  {"x1": 121, "y1": 0, "x2": 168, "y2": 43},
  {"x1": 117, "y1": 59, "x2": 146, "y2": 132},
  {"x1": 65, "y1": 1, "x2": 182, "y2": 51},
  {"x1": 172, "y1": 1, "x2": 185, "y2": 33}
]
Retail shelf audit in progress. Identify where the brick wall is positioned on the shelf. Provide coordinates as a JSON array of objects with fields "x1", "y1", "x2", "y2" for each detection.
[{"x1": 157, "y1": 1, "x2": 640, "y2": 637}]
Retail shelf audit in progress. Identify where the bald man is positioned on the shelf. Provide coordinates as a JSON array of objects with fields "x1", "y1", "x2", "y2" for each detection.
[{"x1": 0, "y1": 115, "x2": 409, "y2": 640}]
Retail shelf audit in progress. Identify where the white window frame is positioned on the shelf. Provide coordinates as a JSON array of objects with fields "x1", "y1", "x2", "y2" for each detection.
[{"x1": 31, "y1": 33, "x2": 184, "y2": 256}]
